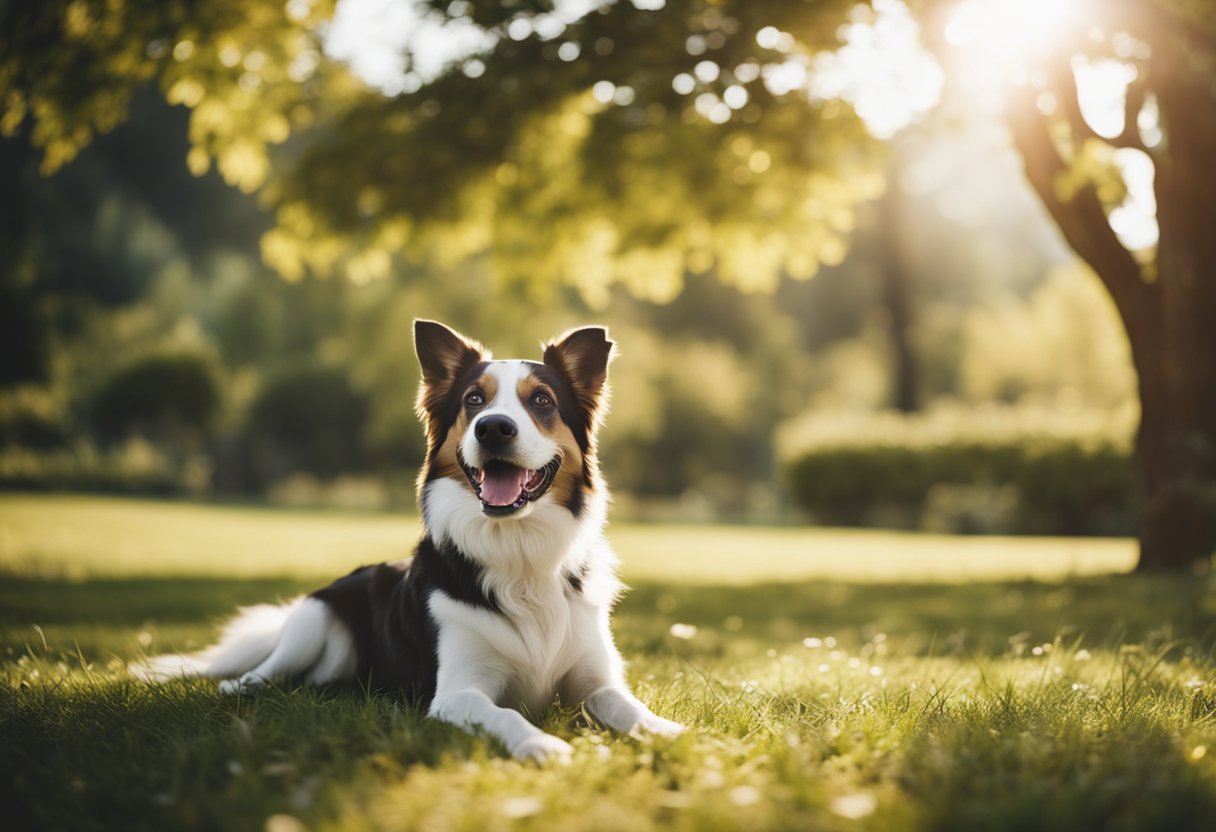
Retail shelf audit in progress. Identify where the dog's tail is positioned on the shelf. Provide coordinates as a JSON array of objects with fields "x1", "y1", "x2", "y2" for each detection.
[{"x1": 132, "y1": 599, "x2": 302, "y2": 681}]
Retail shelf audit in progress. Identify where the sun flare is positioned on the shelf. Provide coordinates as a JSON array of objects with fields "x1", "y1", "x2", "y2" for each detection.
[{"x1": 944, "y1": 0, "x2": 1087, "y2": 85}]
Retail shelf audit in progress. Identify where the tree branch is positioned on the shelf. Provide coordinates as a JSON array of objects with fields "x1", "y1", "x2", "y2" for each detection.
[
  {"x1": 1051, "y1": 56, "x2": 1149, "y2": 154},
  {"x1": 1003, "y1": 82, "x2": 1159, "y2": 351},
  {"x1": 1111, "y1": 74, "x2": 1149, "y2": 152}
]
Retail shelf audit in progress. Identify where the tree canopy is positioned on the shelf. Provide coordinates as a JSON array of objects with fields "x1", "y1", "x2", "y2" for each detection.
[
  {"x1": 1, "y1": 0, "x2": 339, "y2": 187},
  {"x1": 274, "y1": 0, "x2": 883, "y2": 300}
]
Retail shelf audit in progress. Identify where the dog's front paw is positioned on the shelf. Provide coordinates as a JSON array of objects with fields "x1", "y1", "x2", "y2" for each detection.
[
  {"x1": 218, "y1": 674, "x2": 266, "y2": 695},
  {"x1": 511, "y1": 733, "x2": 574, "y2": 764},
  {"x1": 636, "y1": 714, "x2": 686, "y2": 738}
]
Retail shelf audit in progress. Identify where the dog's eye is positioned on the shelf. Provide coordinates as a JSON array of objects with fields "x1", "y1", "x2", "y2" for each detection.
[
  {"x1": 530, "y1": 391, "x2": 553, "y2": 408},
  {"x1": 465, "y1": 391, "x2": 484, "y2": 407}
]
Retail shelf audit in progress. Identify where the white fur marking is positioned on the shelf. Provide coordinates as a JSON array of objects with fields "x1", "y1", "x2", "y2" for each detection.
[
  {"x1": 461, "y1": 361, "x2": 557, "y2": 472},
  {"x1": 139, "y1": 597, "x2": 356, "y2": 691}
]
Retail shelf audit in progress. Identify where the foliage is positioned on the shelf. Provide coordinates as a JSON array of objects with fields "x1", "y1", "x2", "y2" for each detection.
[
  {"x1": 0, "y1": 438, "x2": 186, "y2": 496},
  {"x1": 247, "y1": 364, "x2": 370, "y2": 482},
  {"x1": 0, "y1": 387, "x2": 69, "y2": 451},
  {"x1": 0, "y1": 0, "x2": 1185, "y2": 539},
  {"x1": 269, "y1": 0, "x2": 878, "y2": 300},
  {"x1": 954, "y1": 265, "x2": 1136, "y2": 407},
  {"x1": 926, "y1": 0, "x2": 1216, "y2": 568},
  {"x1": 781, "y1": 405, "x2": 1137, "y2": 534},
  {"x1": 1, "y1": 497, "x2": 1214, "y2": 831},
  {"x1": 0, "y1": 0, "x2": 340, "y2": 187},
  {"x1": 91, "y1": 352, "x2": 221, "y2": 440}
]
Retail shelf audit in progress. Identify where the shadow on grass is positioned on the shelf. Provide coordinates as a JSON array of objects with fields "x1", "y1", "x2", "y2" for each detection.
[
  {"x1": 620, "y1": 574, "x2": 1216, "y2": 657},
  {"x1": 0, "y1": 574, "x2": 317, "y2": 626},
  {"x1": 3, "y1": 571, "x2": 1215, "y2": 664},
  {"x1": 0, "y1": 575, "x2": 319, "y2": 662}
]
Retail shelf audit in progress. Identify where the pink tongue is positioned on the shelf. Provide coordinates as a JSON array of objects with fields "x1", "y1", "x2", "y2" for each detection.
[{"x1": 480, "y1": 465, "x2": 528, "y2": 506}]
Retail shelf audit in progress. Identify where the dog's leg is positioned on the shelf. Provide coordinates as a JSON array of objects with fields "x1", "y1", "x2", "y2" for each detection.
[
  {"x1": 567, "y1": 612, "x2": 685, "y2": 737},
  {"x1": 429, "y1": 629, "x2": 573, "y2": 763},
  {"x1": 430, "y1": 687, "x2": 575, "y2": 763},
  {"x1": 585, "y1": 686, "x2": 685, "y2": 737},
  {"x1": 218, "y1": 598, "x2": 344, "y2": 693}
]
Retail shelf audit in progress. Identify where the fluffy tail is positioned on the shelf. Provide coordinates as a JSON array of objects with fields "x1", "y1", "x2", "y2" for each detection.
[{"x1": 133, "y1": 599, "x2": 303, "y2": 681}]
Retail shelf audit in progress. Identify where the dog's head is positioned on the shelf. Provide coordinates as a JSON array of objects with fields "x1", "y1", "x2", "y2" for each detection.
[{"x1": 413, "y1": 320, "x2": 613, "y2": 523}]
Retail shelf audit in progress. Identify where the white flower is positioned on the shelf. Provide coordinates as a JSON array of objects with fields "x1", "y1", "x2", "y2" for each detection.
[{"x1": 669, "y1": 623, "x2": 698, "y2": 640}]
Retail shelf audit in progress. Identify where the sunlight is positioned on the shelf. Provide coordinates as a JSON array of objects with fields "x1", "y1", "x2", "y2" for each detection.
[
  {"x1": 326, "y1": 0, "x2": 606, "y2": 93},
  {"x1": 939, "y1": 0, "x2": 1159, "y2": 252},
  {"x1": 944, "y1": 0, "x2": 1086, "y2": 85},
  {"x1": 808, "y1": 0, "x2": 943, "y2": 139}
]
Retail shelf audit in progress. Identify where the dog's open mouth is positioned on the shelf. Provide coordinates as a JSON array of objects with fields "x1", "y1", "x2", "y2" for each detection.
[{"x1": 460, "y1": 453, "x2": 561, "y2": 516}]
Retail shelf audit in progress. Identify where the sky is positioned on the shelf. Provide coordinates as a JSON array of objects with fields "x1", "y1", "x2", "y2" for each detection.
[{"x1": 323, "y1": 0, "x2": 1158, "y2": 253}]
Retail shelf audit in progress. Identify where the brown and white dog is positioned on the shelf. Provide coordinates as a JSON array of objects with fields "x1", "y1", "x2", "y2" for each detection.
[{"x1": 140, "y1": 320, "x2": 683, "y2": 762}]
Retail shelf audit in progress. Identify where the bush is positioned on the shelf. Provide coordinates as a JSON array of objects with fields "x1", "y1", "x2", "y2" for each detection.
[
  {"x1": 0, "y1": 438, "x2": 185, "y2": 494},
  {"x1": 0, "y1": 387, "x2": 69, "y2": 450},
  {"x1": 245, "y1": 365, "x2": 369, "y2": 484},
  {"x1": 91, "y1": 353, "x2": 221, "y2": 439},
  {"x1": 780, "y1": 407, "x2": 1137, "y2": 535}
]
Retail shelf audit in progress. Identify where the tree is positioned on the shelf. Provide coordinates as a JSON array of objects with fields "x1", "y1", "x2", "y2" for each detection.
[{"x1": 919, "y1": 0, "x2": 1216, "y2": 570}]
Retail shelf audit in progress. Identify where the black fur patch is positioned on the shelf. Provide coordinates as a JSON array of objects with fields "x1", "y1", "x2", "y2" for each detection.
[
  {"x1": 563, "y1": 480, "x2": 586, "y2": 519},
  {"x1": 564, "y1": 560, "x2": 589, "y2": 594},
  {"x1": 310, "y1": 535, "x2": 497, "y2": 703}
]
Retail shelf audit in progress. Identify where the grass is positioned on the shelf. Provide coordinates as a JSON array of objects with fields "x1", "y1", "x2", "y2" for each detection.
[{"x1": 2, "y1": 493, "x2": 1214, "y2": 831}]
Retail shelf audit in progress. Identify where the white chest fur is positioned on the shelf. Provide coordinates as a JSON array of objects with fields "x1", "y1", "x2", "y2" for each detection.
[
  {"x1": 422, "y1": 474, "x2": 625, "y2": 719},
  {"x1": 429, "y1": 579, "x2": 603, "y2": 715}
]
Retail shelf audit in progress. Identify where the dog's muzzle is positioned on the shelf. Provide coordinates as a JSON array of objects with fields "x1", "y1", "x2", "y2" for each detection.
[{"x1": 458, "y1": 450, "x2": 561, "y2": 517}]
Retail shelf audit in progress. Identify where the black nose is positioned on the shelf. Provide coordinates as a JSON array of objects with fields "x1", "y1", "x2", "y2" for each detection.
[{"x1": 475, "y1": 414, "x2": 518, "y2": 451}]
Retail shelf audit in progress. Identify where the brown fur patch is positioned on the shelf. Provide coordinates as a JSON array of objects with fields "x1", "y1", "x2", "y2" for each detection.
[
  {"x1": 422, "y1": 371, "x2": 499, "y2": 490},
  {"x1": 473, "y1": 373, "x2": 498, "y2": 409},
  {"x1": 429, "y1": 410, "x2": 469, "y2": 484},
  {"x1": 517, "y1": 375, "x2": 597, "y2": 508}
]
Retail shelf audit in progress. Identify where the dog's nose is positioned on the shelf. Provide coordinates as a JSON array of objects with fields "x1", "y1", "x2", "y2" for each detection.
[{"x1": 474, "y1": 414, "x2": 518, "y2": 451}]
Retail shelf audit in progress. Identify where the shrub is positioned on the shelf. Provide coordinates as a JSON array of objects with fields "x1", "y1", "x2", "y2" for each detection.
[
  {"x1": 0, "y1": 438, "x2": 183, "y2": 494},
  {"x1": 245, "y1": 364, "x2": 369, "y2": 483},
  {"x1": 779, "y1": 406, "x2": 1137, "y2": 535},
  {"x1": 0, "y1": 387, "x2": 69, "y2": 450},
  {"x1": 91, "y1": 353, "x2": 221, "y2": 439}
]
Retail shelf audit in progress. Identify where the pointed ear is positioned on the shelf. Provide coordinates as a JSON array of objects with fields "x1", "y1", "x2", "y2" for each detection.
[
  {"x1": 414, "y1": 320, "x2": 487, "y2": 416},
  {"x1": 543, "y1": 326, "x2": 615, "y2": 427}
]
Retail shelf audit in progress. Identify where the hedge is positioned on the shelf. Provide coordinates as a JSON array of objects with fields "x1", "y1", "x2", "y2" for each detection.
[{"x1": 781, "y1": 409, "x2": 1137, "y2": 536}]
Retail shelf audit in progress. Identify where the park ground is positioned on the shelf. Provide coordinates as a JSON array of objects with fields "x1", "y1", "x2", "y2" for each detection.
[{"x1": 2, "y1": 494, "x2": 1215, "y2": 831}]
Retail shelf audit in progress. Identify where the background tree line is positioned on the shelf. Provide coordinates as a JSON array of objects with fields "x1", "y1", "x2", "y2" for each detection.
[{"x1": 3, "y1": 0, "x2": 1212, "y2": 569}]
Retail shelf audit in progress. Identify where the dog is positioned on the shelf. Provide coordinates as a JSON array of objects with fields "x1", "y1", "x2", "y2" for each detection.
[{"x1": 139, "y1": 320, "x2": 684, "y2": 762}]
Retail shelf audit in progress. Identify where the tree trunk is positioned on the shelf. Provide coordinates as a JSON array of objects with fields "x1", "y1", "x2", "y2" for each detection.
[
  {"x1": 878, "y1": 153, "x2": 919, "y2": 413},
  {"x1": 1136, "y1": 47, "x2": 1216, "y2": 570},
  {"x1": 1005, "y1": 49, "x2": 1216, "y2": 571}
]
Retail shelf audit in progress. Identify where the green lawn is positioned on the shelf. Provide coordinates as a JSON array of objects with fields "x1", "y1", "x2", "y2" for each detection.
[{"x1": 2, "y1": 494, "x2": 1214, "y2": 831}]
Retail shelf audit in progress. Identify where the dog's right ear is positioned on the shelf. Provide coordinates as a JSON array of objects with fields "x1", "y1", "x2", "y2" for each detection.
[{"x1": 414, "y1": 320, "x2": 487, "y2": 417}]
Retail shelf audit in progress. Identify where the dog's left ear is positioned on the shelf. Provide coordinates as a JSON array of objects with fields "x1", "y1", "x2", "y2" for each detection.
[
  {"x1": 414, "y1": 320, "x2": 488, "y2": 421},
  {"x1": 543, "y1": 326, "x2": 615, "y2": 429}
]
